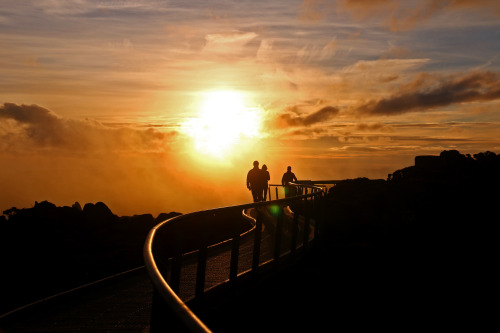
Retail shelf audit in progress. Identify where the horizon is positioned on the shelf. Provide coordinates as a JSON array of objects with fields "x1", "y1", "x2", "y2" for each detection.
[{"x1": 1, "y1": 1, "x2": 500, "y2": 216}]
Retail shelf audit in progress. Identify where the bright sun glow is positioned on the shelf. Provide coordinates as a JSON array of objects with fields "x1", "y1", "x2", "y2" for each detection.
[{"x1": 183, "y1": 90, "x2": 263, "y2": 158}]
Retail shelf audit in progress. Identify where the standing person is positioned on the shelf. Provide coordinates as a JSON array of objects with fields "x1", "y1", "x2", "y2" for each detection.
[
  {"x1": 281, "y1": 166, "x2": 298, "y2": 197},
  {"x1": 261, "y1": 164, "x2": 270, "y2": 201},
  {"x1": 247, "y1": 160, "x2": 265, "y2": 202}
]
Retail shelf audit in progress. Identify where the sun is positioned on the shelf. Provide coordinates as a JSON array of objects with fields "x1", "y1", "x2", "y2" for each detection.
[{"x1": 182, "y1": 90, "x2": 263, "y2": 158}]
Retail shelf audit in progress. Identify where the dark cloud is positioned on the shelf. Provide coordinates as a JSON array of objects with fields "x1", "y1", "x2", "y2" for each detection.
[
  {"x1": 277, "y1": 105, "x2": 339, "y2": 127},
  {"x1": 0, "y1": 103, "x2": 67, "y2": 147},
  {"x1": 0, "y1": 103, "x2": 177, "y2": 152},
  {"x1": 0, "y1": 103, "x2": 59, "y2": 123},
  {"x1": 354, "y1": 71, "x2": 500, "y2": 115},
  {"x1": 303, "y1": 106, "x2": 340, "y2": 125}
]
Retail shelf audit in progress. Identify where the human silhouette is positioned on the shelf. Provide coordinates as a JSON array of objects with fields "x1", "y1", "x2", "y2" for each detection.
[
  {"x1": 247, "y1": 160, "x2": 265, "y2": 202},
  {"x1": 281, "y1": 166, "x2": 297, "y2": 197},
  {"x1": 262, "y1": 164, "x2": 270, "y2": 201}
]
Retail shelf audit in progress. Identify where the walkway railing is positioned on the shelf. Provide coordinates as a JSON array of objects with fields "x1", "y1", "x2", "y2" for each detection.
[{"x1": 143, "y1": 183, "x2": 326, "y2": 333}]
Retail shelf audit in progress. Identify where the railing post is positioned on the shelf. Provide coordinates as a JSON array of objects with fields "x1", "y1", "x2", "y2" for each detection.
[
  {"x1": 302, "y1": 197, "x2": 310, "y2": 252},
  {"x1": 313, "y1": 193, "x2": 322, "y2": 241},
  {"x1": 252, "y1": 209, "x2": 263, "y2": 277},
  {"x1": 275, "y1": 186, "x2": 279, "y2": 200},
  {"x1": 291, "y1": 208, "x2": 299, "y2": 257},
  {"x1": 229, "y1": 232, "x2": 240, "y2": 286},
  {"x1": 170, "y1": 232, "x2": 183, "y2": 294},
  {"x1": 195, "y1": 244, "x2": 208, "y2": 301},
  {"x1": 273, "y1": 206, "x2": 283, "y2": 266}
]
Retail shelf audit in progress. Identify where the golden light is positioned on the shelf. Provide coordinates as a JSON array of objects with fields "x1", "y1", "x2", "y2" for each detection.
[{"x1": 183, "y1": 90, "x2": 263, "y2": 159}]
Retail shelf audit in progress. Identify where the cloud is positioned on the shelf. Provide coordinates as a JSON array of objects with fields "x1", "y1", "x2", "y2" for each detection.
[
  {"x1": 0, "y1": 102, "x2": 59, "y2": 124},
  {"x1": 380, "y1": 44, "x2": 415, "y2": 60},
  {"x1": 302, "y1": 106, "x2": 340, "y2": 125},
  {"x1": 354, "y1": 71, "x2": 500, "y2": 115},
  {"x1": 299, "y1": 0, "x2": 336, "y2": 22},
  {"x1": 202, "y1": 31, "x2": 258, "y2": 56},
  {"x1": 34, "y1": 0, "x2": 168, "y2": 16},
  {"x1": 337, "y1": 0, "x2": 398, "y2": 19},
  {"x1": 0, "y1": 103, "x2": 178, "y2": 153},
  {"x1": 302, "y1": 0, "x2": 500, "y2": 30},
  {"x1": 275, "y1": 105, "x2": 339, "y2": 127},
  {"x1": 354, "y1": 122, "x2": 394, "y2": 132},
  {"x1": 398, "y1": 0, "x2": 500, "y2": 30}
]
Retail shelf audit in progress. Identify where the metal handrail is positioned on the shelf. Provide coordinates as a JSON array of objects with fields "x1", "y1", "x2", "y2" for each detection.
[{"x1": 143, "y1": 183, "x2": 325, "y2": 333}]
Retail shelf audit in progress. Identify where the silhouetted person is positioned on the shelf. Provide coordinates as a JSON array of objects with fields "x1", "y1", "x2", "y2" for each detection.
[
  {"x1": 282, "y1": 166, "x2": 297, "y2": 197},
  {"x1": 262, "y1": 164, "x2": 270, "y2": 201},
  {"x1": 247, "y1": 160, "x2": 265, "y2": 202}
]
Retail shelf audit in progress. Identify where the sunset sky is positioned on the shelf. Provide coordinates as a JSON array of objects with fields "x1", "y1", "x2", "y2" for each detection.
[{"x1": 1, "y1": 0, "x2": 500, "y2": 215}]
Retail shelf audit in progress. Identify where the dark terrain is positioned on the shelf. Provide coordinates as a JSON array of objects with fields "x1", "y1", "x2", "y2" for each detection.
[
  {"x1": 203, "y1": 150, "x2": 498, "y2": 331},
  {"x1": 1, "y1": 150, "x2": 497, "y2": 328},
  {"x1": 0, "y1": 202, "x2": 180, "y2": 314}
]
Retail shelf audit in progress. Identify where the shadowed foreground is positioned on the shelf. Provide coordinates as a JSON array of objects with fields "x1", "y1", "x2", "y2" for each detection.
[
  {"x1": 0, "y1": 268, "x2": 153, "y2": 332},
  {"x1": 1, "y1": 150, "x2": 497, "y2": 332},
  {"x1": 198, "y1": 244, "x2": 493, "y2": 332},
  {"x1": 1, "y1": 245, "x2": 467, "y2": 333},
  {"x1": 1, "y1": 230, "x2": 494, "y2": 332}
]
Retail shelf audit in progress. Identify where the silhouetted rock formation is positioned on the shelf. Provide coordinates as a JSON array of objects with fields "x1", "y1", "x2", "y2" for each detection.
[
  {"x1": 327, "y1": 150, "x2": 498, "y2": 235},
  {"x1": 323, "y1": 150, "x2": 497, "y2": 274},
  {"x1": 82, "y1": 201, "x2": 119, "y2": 225},
  {"x1": 315, "y1": 150, "x2": 497, "y2": 324},
  {"x1": 0, "y1": 201, "x2": 181, "y2": 314},
  {"x1": 387, "y1": 149, "x2": 500, "y2": 182},
  {"x1": 155, "y1": 212, "x2": 175, "y2": 223}
]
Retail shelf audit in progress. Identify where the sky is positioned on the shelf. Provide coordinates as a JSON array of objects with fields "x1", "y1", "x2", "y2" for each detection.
[{"x1": 1, "y1": 0, "x2": 500, "y2": 215}]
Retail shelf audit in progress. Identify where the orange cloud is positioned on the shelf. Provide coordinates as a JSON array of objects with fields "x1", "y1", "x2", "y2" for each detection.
[
  {"x1": 301, "y1": 0, "x2": 500, "y2": 30},
  {"x1": 390, "y1": 0, "x2": 500, "y2": 31},
  {"x1": 0, "y1": 103, "x2": 178, "y2": 153}
]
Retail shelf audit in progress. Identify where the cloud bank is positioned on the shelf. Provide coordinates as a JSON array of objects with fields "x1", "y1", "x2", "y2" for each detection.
[
  {"x1": 354, "y1": 71, "x2": 500, "y2": 115},
  {"x1": 0, "y1": 103, "x2": 177, "y2": 153}
]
